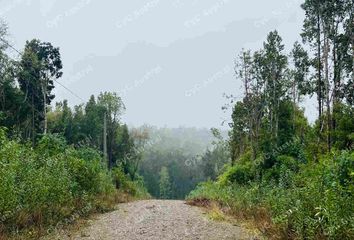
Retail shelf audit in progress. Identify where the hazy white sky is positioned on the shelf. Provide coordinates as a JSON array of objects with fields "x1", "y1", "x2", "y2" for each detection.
[{"x1": 1, "y1": 0, "x2": 317, "y2": 129}]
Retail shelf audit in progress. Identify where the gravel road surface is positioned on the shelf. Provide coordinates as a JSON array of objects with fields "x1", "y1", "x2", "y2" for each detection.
[{"x1": 46, "y1": 200, "x2": 255, "y2": 240}]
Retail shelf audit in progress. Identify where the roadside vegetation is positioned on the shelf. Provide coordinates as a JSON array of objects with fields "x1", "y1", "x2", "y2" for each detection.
[
  {"x1": 1, "y1": 0, "x2": 353, "y2": 239},
  {"x1": 188, "y1": 151, "x2": 353, "y2": 239},
  {"x1": 0, "y1": 130, "x2": 149, "y2": 239},
  {"x1": 188, "y1": 1, "x2": 354, "y2": 239},
  {"x1": 0, "y1": 21, "x2": 149, "y2": 239}
]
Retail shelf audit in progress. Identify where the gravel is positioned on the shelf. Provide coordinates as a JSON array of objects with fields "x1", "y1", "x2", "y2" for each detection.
[{"x1": 45, "y1": 200, "x2": 255, "y2": 240}]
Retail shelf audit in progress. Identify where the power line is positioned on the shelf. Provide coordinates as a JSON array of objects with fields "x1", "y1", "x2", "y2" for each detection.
[
  {"x1": 0, "y1": 37, "x2": 21, "y2": 55},
  {"x1": 53, "y1": 79, "x2": 85, "y2": 101},
  {"x1": 0, "y1": 38, "x2": 43, "y2": 105},
  {"x1": 0, "y1": 37, "x2": 85, "y2": 102}
]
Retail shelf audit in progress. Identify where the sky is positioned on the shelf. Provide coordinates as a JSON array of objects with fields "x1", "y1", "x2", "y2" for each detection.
[{"x1": 1, "y1": 0, "x2": 317, "y2": 129}]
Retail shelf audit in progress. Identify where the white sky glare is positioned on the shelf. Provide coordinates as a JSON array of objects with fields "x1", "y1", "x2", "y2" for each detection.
[{"x1": 1, "y1": 0, "x2": 317, "y2": 129}]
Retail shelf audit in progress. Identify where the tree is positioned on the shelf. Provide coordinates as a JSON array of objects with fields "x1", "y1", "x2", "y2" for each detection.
[
  {"x1": 301, "y1": 0, "x2": 354, "y2": 151},
  {"x1": 301, "y1": 0, "x2": 324, "y2": 134},
  {"x1": 115, "y1": 124, "x2": 135, "y2": 177},
  {"x1": 230, "y1": 101, "x2": 249, "y2": 164},
  {"x1": 159, "y1": 166, "x2": 171, "y2": 199},
  {"x1": 124, "y1": 126, "x2": 149, "y2": 180},
  {"x1": 234, "y1": 50, "x2": 266, "y2": 159},
  {"x1": 0, "y1": 19, "x2": 8, "y2": 51},
  {"x1": 201, "y1": 129, "x2": 230, "y2": 180},
  {"x1": 261, "y1": 31, "x2": 288, "y2": 146},
  {"x1": 97, "y1": 92, "x2": 125, "y2": 169},
  {"x1": 0, "y1": 25, "x2": 29, "y2": 133},
  {"x1": 84, "y1": 95, "x2": 105, "y2": 147},
  {"x1": 47, "y1": 100, "x2": 74, "y2": 142},
  {"x1": 291, "y1": 42, "x2": 311, "y2": 103},
  {"x1": 18, "y1": 39, "x2": 63, "y2": 141},
  {"x1": 230, "y1": 31, "x2": 316, "y2": 167}
]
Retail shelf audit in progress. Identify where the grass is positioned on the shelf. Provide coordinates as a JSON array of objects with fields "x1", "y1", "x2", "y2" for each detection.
[{"x1": 1, "y1": 189, "x2": 150, "y2": 240}]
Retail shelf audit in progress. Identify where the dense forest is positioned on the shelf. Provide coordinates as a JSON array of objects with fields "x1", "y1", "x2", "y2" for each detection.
[{"x1": 189, "y1": 1, "x2": 354, "y2": 239}]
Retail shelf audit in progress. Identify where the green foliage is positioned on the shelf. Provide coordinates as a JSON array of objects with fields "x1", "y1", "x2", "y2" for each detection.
[
  {"x1": 189, "y1": 151, "x2": 354, "y2": 239},
  {"x1": 112, "y1": 166, "x2": 150, "y2": 198},
  {"x1": 47, "y1": 93, "x2": 133, "y2": 172},
  {"x1": 139, "y1": 127, "x2": 217, "y2": 199},
  {"x1": 332, "y1": 103, "x2": 354, "y2": 150},
  {"x1": 336, "y1": 151, "x2": 354, "y2": 187},
  {"x1": 112, "y1": 166, "x2": 129, "y2": 189},
  {"x1": 0, "y1": 133, "x2": 116, "y2": 234},
  {"x1": 217, "y1": 14, "x2": 354, "y2": 237},
  {"x1": 17, "y1": 39, "x2": 63, "y2": 140},
  {"x1": 217, "y1": 162, "x2": 255, "y2": 186},
  {"x1": 113, "y1": 165, "x2": 136, "y2": 195},
  {"x1": 0, "y1": 20, "x2": 147, "y2": 238},
  {"x1": 159, "y1": 167, "x2": 172, "y2": 199}
]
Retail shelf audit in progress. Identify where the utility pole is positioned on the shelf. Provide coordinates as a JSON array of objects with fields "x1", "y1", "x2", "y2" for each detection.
[
  {"x1": 103, "y1": 112, "x2": 108, "y2": 168},
  {"x1": 43, "y1": 83, "x2": 47, "y2": 135}
]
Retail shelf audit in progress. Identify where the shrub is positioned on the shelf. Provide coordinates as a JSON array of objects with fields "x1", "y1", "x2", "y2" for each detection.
[
  {"x1": 218, "y1": 162, "x2": 255, "y2": 185},
  {"x1": 0, "y1": 133, "x2": 117, "y2": 235},
  {"x1": 188, "y1": 151, "x2": 354, "y2": 239},
  {"x1": 112, "y1": 166, "x2": 129, "y2": 189},
  {"x1": 112, "y1": 166, "x2": 150, "y2": 198}
]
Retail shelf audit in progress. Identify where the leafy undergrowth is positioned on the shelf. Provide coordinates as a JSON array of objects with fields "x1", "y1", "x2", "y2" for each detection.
[
  {"x1": 187, "y1": 151, "x2": 354, "y2": 240},
  {"x1": 0, "y1": 131, "x2": 150, "y2": 240}
]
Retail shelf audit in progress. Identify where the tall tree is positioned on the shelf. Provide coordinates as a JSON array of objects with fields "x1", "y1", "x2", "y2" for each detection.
[
  {"x1": 159, "y1": 166, "x2": 171, "y2": 199},
  {"x1": 301, "y1": 0, "x2": 324, "y2": 136},
  {"x1": 97, "y1": 92, "x2": 125, "y2": 169},
  {"x1": 116, "y1": 124, "x2": 135, "y2": 176},
  {"x1": 127, "y1": 126, "x2": 149, "y2": 179},
  {"x1": 291, "y1": 42, "x2": 311, "y2": 103},
  {"x1": 84, "y1": 95, "x2": 105, "y2": 147},
  {"x1": 301, "y1": 0, "x2": 353, "y2": 150},
  {"x1": 260, "y1": 31, "x2": 288, "y2": 146},
  {"x1": 230, "y1": 101, "x2": 248, "y2": 164},
  {"x1": 18, "y1": 40, "x2": 62, "y2": 141},
  {"x1": 0, "y1": 23, "x2": 28, "y2": 133},
  {"x1": 290, "y1": 42, "x2": 311, "y2": 129}
]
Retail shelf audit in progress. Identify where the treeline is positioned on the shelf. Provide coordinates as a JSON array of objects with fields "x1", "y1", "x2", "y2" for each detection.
[
  {"x1": 0, "y1": 21, "x2": 148, "y2": 238},
  {"x1": 138, "y1": 127, "x2": 228, "y2": 199},
  {"x1": 189, "y1": 1, "x2": 353, "y2": 239},
  {"x1": 48, "y1": 94, "x2": 137, "y2": 174}
]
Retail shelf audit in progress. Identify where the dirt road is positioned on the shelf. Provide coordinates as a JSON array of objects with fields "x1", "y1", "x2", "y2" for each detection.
[{"x1": 47, "y1": 200, "x2": 255, "y2": 240}]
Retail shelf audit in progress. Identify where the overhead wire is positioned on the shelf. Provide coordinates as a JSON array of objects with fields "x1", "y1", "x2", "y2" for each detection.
[{"x1": 0, "y1": 37, "x2": 85, "y2": 102}]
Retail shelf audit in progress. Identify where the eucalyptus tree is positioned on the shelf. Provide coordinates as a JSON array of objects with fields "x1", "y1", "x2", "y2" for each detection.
[
  {"x1": 301, "y1": 0, "x2": 353, "y2": 150},
  {"x1": 234, "y1": 50, "x2": 263, "y2": 159},
  {"x1": 260, "y1": 31, "x2": 288, "y2": 146}
]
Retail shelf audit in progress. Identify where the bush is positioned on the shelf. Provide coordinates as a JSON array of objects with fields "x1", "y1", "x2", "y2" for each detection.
[
  {"x1": 188, "y1": 151, "x2": 354, "y2": 239},
  {"x1": 112, "y1": 166, "x2": 150, "y2": 198},
  {"x1": 112, "y1": 166, "x2": 130, "y2": 189},
  {"x1": 0, "y1": 133, "x2": 117, "y2": 235},
  {"x1": 218, "y1": 162, "x2": 255, "y2": 185}
]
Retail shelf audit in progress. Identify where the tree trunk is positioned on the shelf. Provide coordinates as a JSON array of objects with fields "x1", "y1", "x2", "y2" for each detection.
[
  {"x1": 32, "y1": 94, "x2": 35, "y2": 147},
  {"x1": 352, "y1": 15, "x2": 354, "y2": 86},
  {"x1": 42, "y1": 84, "x2": 47, "y2": 135},
  {"x1": 103, "y1": 112, "x2": 108, "y2": 167},
  {"x1": 332, "y1": 21, "x2": 340, "y2": 144},
  {"x1": 323, "y1": 33, "x2": 331, "y2": 151},
  {"x1": 317, "y1": 11, "x2": 323, "y2": 136}
]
